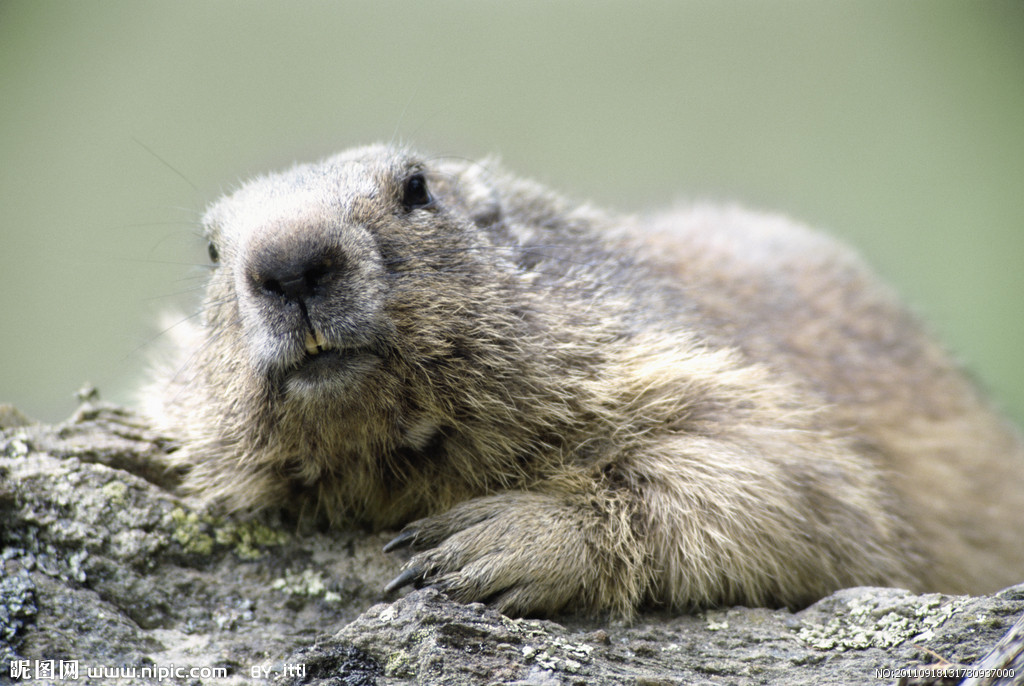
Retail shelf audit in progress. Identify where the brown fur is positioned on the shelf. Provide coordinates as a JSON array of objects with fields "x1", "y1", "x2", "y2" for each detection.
[{"x1": 143, "y1": 145, "x2": 1024, "y2": 618}]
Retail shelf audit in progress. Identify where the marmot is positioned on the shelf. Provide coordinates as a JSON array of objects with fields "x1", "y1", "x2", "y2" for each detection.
[{"x1": 143, "y1": 144, "x2": 1024, "y2": 618}]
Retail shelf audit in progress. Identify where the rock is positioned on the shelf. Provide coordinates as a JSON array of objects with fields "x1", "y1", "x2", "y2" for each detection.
[
  {"x1": 2, "y1": 403, "x2": 1022, "y2": 685},
  {"x1": 0, "y1": 404, "x2": 34, "y2": 431}
]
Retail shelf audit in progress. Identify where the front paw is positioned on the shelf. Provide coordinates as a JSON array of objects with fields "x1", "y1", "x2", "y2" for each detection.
[{"x1": 383, "y1": 491, "x2": 625, "y2": 617}]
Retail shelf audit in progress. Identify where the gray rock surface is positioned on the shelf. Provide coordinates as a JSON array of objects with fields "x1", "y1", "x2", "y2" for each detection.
[{"x1": 1, "y1": 400, "x2": 1022, "y2": 685}]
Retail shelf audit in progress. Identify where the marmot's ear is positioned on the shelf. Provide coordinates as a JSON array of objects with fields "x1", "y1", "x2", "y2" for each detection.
[{"x1": 434, "y1": 157, "x2": 503, "y2": 229}]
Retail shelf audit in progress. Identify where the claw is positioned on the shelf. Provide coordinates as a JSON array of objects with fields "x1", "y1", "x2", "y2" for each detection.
[
  {"x1": 384, "y1": 566, "x2": 423, "y2": 594},
  {"x1": 383, "y1": 528, "x2": 418, "y2": 553}
]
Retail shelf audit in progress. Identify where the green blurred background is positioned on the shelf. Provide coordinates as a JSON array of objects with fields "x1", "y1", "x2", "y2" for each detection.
[{"x1": 2, "y1": 1, "x2": 1022, "y2": 425}]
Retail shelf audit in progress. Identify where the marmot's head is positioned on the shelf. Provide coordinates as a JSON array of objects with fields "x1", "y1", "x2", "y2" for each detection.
[{"x1": 197, "y1": 145, "x2": 519, "y2": 407}]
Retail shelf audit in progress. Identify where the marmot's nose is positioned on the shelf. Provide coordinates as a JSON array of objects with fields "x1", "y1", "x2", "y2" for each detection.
[
  {"x1": 258, "y1": 262, "x2": 329, "y2": 302},
  {"x1": 249, "y1": 244, "x2": 347, "y2": 306}
]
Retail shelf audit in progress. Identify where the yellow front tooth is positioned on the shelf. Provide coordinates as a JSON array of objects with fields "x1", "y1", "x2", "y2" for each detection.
[
  {"x1": 304, "y1": 330, "x2": 319, "y2": 354},
  {"x1": 313, "y1": 329, "x2": 327, "y2": 349}
]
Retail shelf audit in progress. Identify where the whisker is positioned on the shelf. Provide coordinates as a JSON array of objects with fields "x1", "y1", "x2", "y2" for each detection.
[{"x1": 132, "y1": 137, "x2": 199, "y2": 192}]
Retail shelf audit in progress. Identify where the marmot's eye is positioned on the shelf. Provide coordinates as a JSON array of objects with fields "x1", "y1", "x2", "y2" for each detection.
[
  {"x1": 207, "y1": 242, "x2": 220, "y2": 264},
  {"x1": 401, "y1": 173, "x2": 432, "y2": 211}
]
